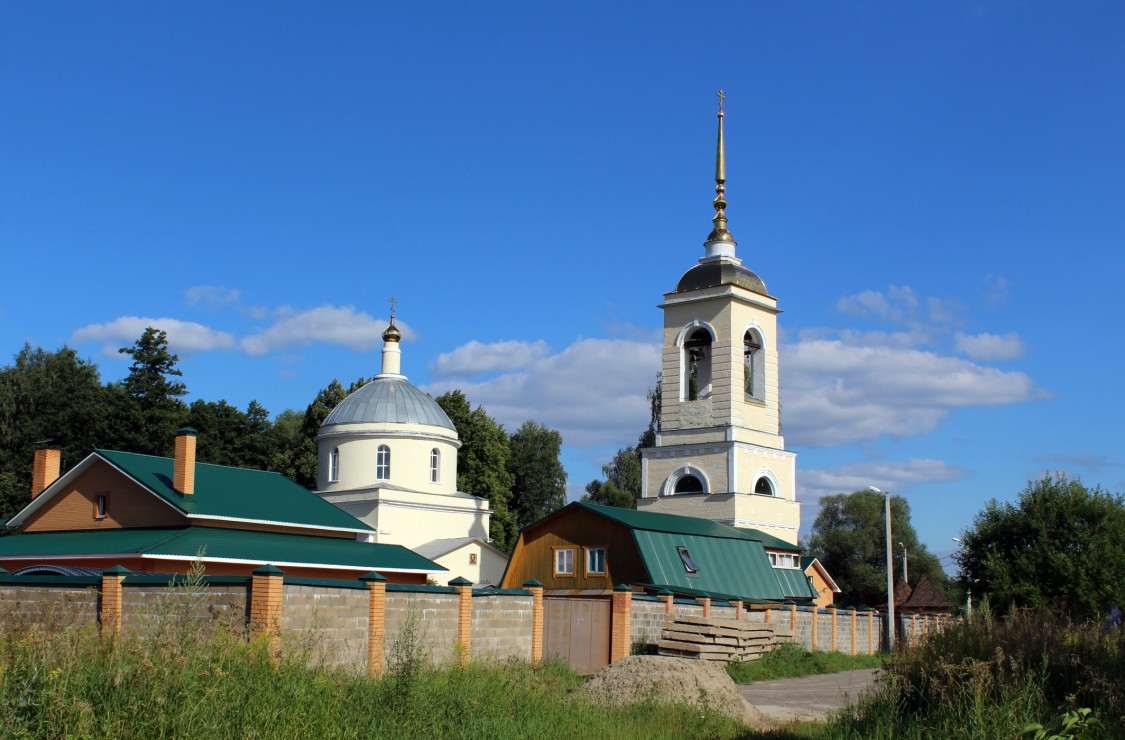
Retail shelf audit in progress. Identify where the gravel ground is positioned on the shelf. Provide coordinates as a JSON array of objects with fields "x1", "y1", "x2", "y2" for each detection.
[{"x1": 578, "y1": 655, "x2": 769, "y2": 729}]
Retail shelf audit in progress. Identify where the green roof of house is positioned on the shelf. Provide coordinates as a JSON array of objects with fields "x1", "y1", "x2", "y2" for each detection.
[
  {"x1": 773, "y1": 567, "x2": 817, "y2": 600},
  {"x1": 95, "y1": 450, "x2": 372, "y2": 533},
  {"x1": 550, "y1": 503, "x2": 799, "y2": 603},
  {"x1": 0, "y1": 526, "x2": 442, "y2": 573}
]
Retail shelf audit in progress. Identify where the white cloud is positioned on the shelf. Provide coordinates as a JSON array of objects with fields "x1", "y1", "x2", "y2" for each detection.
[
  {"x1": 240, "y1": 305, "x2": 412, "y2": 356},
  {"x1": 954, "y1": 331, "x2": 1026, "y2": 361},
  {"x1": 836, "y1": 285, "x2": 918, "y2": 323},
  {"x1": 782, "y1": 338, "x2": 1043, "y2": 447},
  {"x1": 71, "y1": 316, "x2": 235, "y2": 355},
  {"x1": 422, "y1": 338, "x2": 661, "y2": 448},
  {"x1": 430, "y1": 340, "x2": 551, "y2": 378},
  {"x1": 184, "y1": 285, "x2": 240, "y2": 309},
  {"x1": 798, "y1": 458, "x2": 971, "y2": 504},
  {"x1": 797, "y1": 458, "x2": 971, "y2": 537}
]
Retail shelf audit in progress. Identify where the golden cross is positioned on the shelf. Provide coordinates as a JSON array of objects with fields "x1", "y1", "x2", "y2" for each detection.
[
  {"x1": 388, "y1": 296, "x2": 397, "y2": 321},
  {"x1": 716, "y1": 88, "x2": 726, "y2": 113}
]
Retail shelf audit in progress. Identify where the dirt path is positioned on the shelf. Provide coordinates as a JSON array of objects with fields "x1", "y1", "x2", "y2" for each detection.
[{"x1": 738, "y1": 668, "x2": 881, "y2": 724}]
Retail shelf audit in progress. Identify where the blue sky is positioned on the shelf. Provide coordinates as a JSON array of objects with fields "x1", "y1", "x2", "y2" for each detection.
[{"x1": 2, "y1": 3, "x2": 1122, "y2": 562}]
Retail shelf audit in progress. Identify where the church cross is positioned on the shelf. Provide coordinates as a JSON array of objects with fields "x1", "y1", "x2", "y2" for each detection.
[
  {"x1": 716, "y1": 88, "x2": 726, "y2": 113},
  {"x1": 388, "y1": 296, "x2": 397, "y2": 321}
]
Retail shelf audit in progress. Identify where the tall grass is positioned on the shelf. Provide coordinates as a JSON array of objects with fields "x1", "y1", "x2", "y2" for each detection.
[
  {"x1": 828, "y1": 609, "x2": 1125, "y2": 738},
  {"x1": 0, "y1": 583, "x2": 754, "y2": 738}
]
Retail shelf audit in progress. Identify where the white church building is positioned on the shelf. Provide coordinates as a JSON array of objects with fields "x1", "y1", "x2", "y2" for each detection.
[{"x1": 315, "y1": 317, "x2": 509, "y2": 585}]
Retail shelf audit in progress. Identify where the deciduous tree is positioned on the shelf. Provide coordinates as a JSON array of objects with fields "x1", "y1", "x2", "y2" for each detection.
[
  {"x1": 435, "y1": 390, "x2": 518, "y2": 551},
  {"x1": 956, "y1": 475, "x2": 1125, "y2": 620},
  {"x1": 808, "y1": 488, "x2": 945, "y2": 608},
  {"x1": 507, "y1": 420, "x2": 567, "y2": 530}
]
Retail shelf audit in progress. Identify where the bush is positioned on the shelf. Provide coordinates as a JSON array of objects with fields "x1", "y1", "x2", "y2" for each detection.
[{"x1": 830, "y1": 609, "x2": 1125, "y2": 738}]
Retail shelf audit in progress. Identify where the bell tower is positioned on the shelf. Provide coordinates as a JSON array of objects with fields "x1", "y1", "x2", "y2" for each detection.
[{"x1": 638, "y1": 92, "x2": 800, "y2": 543}]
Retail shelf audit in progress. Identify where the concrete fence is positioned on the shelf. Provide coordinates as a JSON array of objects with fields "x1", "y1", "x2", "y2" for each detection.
[{"x1": 1, "y1": 568, "x2": 953, "y2": 676}]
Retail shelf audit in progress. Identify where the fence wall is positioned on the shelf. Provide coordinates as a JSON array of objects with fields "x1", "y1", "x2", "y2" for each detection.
[{"x1": 0, "y1": 568, "x2": 954, "y2": 675}]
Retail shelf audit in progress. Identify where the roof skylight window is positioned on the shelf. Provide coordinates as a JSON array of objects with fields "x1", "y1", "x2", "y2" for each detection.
[{"x1": 677, "y1": 546, "x2": 699, "y2": 574}]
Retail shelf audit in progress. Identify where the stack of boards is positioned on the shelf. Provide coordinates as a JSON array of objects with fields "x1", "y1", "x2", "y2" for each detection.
[{"x1": 657, "y1": 616, "x2": 795, "y2": 662}]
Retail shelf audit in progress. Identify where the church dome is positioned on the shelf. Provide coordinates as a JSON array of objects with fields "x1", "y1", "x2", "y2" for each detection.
[
  {"x1": 322, "y1": 377, "x2": 455, "y2": 431},
  {"x1": 675, "y1": 261, "x2": 769, "y2": 296}
]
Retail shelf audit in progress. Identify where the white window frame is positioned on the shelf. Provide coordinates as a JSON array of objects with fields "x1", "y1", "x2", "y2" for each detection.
[
  {"x1": 429, "y1": 448, "x2": 440, "y2": 484},
  {"x1": 554, "y1": 547, "x2": 576, "y2": 577},
  {"x1": 376, "y1": 445, "x2": 391, "y2": 480},
  {"x1": 585, "y1": 547, "x2": 607, "y2": 576},
  {"x1": 329, "y1": 448, "x2": 340, "y2": 483}
]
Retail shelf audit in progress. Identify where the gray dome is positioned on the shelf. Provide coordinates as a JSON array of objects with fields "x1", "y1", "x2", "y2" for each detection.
[
  {"x1": 322, "y1": 377, "x2": 455, "y2": 431},
  {"x1": 676, "y1": 262, "x2": 768, "y2": 296}
]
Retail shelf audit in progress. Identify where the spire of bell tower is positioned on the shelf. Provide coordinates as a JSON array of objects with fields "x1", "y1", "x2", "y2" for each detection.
[{"x1": 704, "y1": 89, "x2": 738, "y2": 261}]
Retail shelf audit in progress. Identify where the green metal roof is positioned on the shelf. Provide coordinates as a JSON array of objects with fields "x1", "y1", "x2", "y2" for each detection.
[
  {"x1": 578, "y1": 502, "x2": 761, "y2": 541},
  {"x1": 772, "y1": 567, "x2": 817, "y2": 600},
  {"x1": 96, "y1": 450, "x2": 372, "y2": 533},
  {"x1": 631, "y1": 528, "x2": 789, "y2": 602},
  {"x1": 0, "y1": 526, "x2": 442, "y2": 573}
]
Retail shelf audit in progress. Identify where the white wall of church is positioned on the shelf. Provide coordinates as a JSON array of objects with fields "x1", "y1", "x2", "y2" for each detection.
[
  {"x1": 317, "y1": 422, "x2": 459, "y2": 494},
  {"x1": 431, "y1": 543, "x2": 508, "y2": 587}
]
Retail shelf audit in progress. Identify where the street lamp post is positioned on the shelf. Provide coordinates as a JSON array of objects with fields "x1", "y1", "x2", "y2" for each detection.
[
  {"x1": 952, "y1": 537, "x2": 972, "y2": 618},
  {"x1": 899, "y1": 541, "x2": 908, "y2": 583},
  {"x1": 869, "y1": 485, "x2": 894, "y2": 651}
]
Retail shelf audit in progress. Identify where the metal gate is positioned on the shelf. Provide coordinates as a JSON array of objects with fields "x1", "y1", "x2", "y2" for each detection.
[{"x1": 543, "y1": 597, "x2": 611, "y2": 674}]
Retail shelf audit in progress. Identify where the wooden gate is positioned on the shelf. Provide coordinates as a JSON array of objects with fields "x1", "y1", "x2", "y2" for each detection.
[{"x1": 543, "y1": 597, "x2": 611, "y2": 674}]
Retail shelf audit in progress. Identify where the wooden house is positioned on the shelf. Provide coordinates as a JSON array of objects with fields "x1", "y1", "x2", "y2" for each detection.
[{"x1": 500, "y1": 502, "x2": 818, "y2": 604}]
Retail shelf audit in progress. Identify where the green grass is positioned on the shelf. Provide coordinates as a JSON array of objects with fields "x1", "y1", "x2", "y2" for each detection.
[
  {"x1": 725, "y1": 643, "x2": 884, "y2": 684},
  {"x1": 0, "y1": 621, "x2": 765, "y2": 739}
]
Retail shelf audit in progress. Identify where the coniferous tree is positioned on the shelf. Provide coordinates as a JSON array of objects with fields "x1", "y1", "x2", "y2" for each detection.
[{"x1": 118, "y1": 328, "x2": 188, "y2": 455}]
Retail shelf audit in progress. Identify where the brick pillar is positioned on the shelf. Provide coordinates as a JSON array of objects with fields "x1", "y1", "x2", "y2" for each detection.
[
  {"x1": 923, "y1": 614, "x2": 930, "y2": 637},
  {"x1": 361, "y1": 571, "x2": 386, "y2": 678},
  {"x1": 849, "y1": 607, "x2": 857, "y2": 655},
  {"x1": 789, "y1": 603, "x2": 798, "y2": 631},
  {"x1": 830, "y1": 606, "x2": 838, "y2": 652},
  {"x1": 524, "y1": 579, "x2": 544, "y2": 663},
  {"x1": 869, "y1": 611, "x2": 876, "y2": 654},
  {"x1": 764, "y1": 608, "x2": 772, "y2": 624},
  {"x1": 100, "y1": 565, "x2": 129, "y2": 636},
  {"x1": 700, "y1": 597, "x2": 711, "y2": 618},
  {"x1": 610, "y1": 584, "x2": 633, "y2": 663},
  {"x1": 659, "y1": 589, "x2": 674, "y2": 615},
  {"x1": 732, "y1": 600, "x2": 743, "y2": 621},
  {"x1": 250, "y1": 565, "x2": 284, "y2": 652},
  {"x1": 450, "y1": 577, "x2": 473, "y2": 665},
  {"x1": 810, "y1": 608, "x2": 818, "y2": 652}
]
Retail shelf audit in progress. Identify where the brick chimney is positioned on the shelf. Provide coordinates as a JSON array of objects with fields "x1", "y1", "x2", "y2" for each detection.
[
  {"x1": 31, "y1": 447, "x2": 61, "y2": 499},
  {"x1": 173, "y1": 428, "x2": 197, "y2": 495}
]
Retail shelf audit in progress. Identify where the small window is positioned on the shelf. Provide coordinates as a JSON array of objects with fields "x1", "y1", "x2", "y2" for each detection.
[
  {"x1": 585, "y1": 547, "x2": 607, "y2": 576},
  {"x1": 677, "y1": 546, "x2": 699, "y2": 574},
  {"x1": 768, "y1": 552, "x2": 778, "y2": 566},
  {"x1": 95, "y1": 494, "x2": 108, "y2": 519},
  {"x1": 429, "y1": 448, "x2": 440, "y2": 483},
  {"x1": 376, "y1": 445, "x2": 391, "y2": 480},
  {"x1": 554, "y1": 548, "x2": 576, "y2": 576},
  {"x1": 683, "y1": 328, "x2": 713, "y2": 401},
  {"x1": 329, "y1": 448, "x2": 340, "y2": 482},
  {"x1": 755, "y1": 476, "x2": 774, "y2": 496}
]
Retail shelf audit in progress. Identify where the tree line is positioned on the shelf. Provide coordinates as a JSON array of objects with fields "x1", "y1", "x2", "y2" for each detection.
[{"x1": 0, "y1": 329, "x2": 567, "y2": 552}]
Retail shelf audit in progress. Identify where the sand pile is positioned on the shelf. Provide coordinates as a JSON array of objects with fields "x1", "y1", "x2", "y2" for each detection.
[{"x1": 578, "y1": 655, "x2": 768, "y2": 729}]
